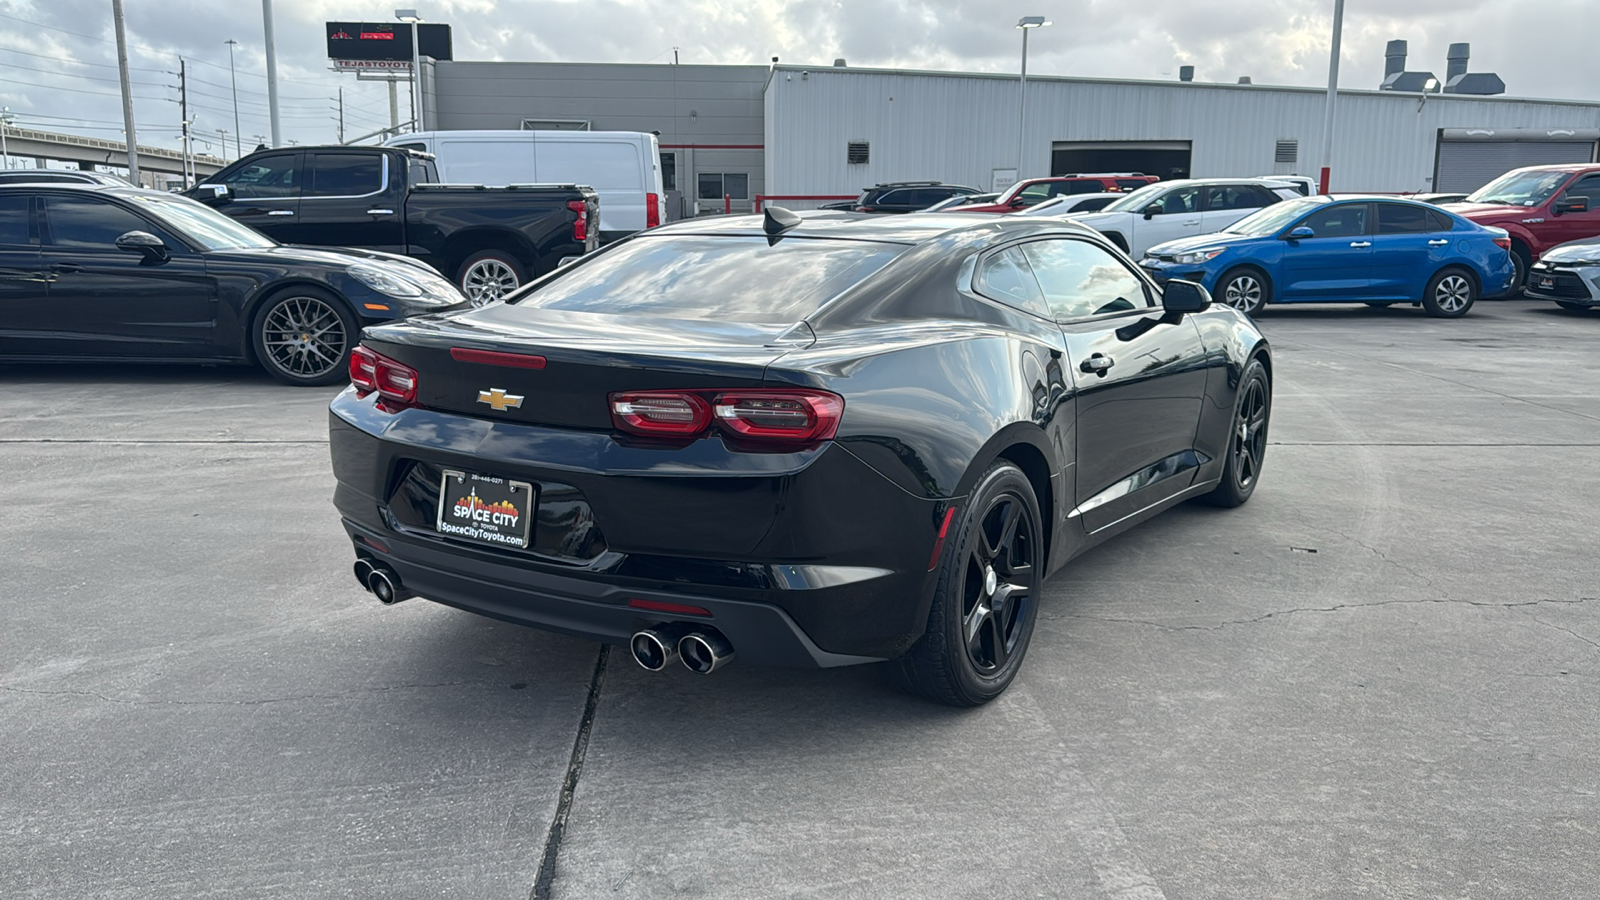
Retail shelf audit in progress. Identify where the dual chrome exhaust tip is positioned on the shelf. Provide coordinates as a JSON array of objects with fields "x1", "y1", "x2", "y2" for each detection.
[
  {"x1": 631, "y1": 626, "x2": 735, "y2": 675},
  {"x1": 353, "y1": 558, "x2": 413, "y2": 605}
]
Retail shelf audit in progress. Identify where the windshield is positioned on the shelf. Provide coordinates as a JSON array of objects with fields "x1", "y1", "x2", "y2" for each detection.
[
  {"x1": 1465, "y1": 170, "x2": 1572, "y2": 207},
  {"x1": 1224, "y1": 197, "x2": 1327, "y2": 236},
  {"x1": 1100, "y1": 182, "x2": 1171, "y2": 213},
  {"x1": 513, "y1": 235, "x2": 905, "y2": 324},
  {"x1": 125, "y1": 194, "x2": 276, "y2": 251}
]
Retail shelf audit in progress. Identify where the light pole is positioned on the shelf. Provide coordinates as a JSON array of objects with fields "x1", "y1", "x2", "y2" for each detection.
[
  {"x1": 262, "y1": 0, "x2": 282, "y2": 146},
  {"x1": 0, "y1": 107, "x2": 12, "y2": 170},
  {"x1": 395, "y1": 9, "x2": 422, "y2": 132},
  {"x1": 1318, "y1": 0, "x2": 1344, "y2": 194},
  {"x1": 225, "y1": 39, "x2": 242, "y2": 159},
  {"x1": 1016, "y1": 16, "x2": 1051, "y2": 177}
]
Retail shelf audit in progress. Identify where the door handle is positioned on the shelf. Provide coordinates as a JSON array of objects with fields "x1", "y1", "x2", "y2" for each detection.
[
  {"x1": 366, "y1": 208, "x2": 396, "y2": 216},
  {"x1": 1079, "y1": 353, "x2": 1114, "y2": 376},
  {"x1": 1428, "y1": 239, "x2": 1449, "y2": 246},
  {"x1": 266, "y1": 210, "x2": 295, "y2": 217},
  {"x1": 1349, "y1": 241, "x2": 1371, "y2": 248},
  {"x1": 1182, "y1": 219, "x2": 1201, "y2": 226},
  {"x1": 49, "y1": 263, "x2": 83, "y2": 274}
]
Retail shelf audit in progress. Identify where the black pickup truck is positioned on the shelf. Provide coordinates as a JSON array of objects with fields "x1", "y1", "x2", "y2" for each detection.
[{"x1": 189, "y1": 146, "x2": 598, "y2": 305}]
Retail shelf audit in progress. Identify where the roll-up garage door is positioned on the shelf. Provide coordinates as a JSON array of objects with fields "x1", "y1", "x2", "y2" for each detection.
[{"x1": 1435, "y1": 139, "x2": 1596, "y2": 193}]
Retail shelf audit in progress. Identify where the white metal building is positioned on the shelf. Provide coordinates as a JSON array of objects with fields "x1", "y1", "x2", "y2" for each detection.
[{"x1": 763, "y1": 65, "x2": 1600, "y2": 201}]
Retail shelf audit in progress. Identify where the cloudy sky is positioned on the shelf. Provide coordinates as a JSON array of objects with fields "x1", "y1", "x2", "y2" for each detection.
[{"x1": 0, "y1": 0, "x2": 1595, "y2": 161}]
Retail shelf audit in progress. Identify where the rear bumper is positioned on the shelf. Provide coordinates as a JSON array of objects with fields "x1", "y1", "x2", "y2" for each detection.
[{"x1": 329, "y1": 390, "x2": 947, "y2": 665}]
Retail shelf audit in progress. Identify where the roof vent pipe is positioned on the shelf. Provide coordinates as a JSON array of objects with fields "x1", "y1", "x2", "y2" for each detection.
[
  {"x1": 1384, "y1": 39, "x2": 1407, "y2": 78},
  {"x1": 1237, "y1": 76, "x2": 1252, "y2": 84},
  {"x1": 833, "y1": 58, "x2": 847, "y2": 67},
  {"x1": 1446, "y1": 43, "x2": 1469, "y2": 82},
  {"x1": 1179, "y1": 65, "x2": 1194, "y2": 82}
]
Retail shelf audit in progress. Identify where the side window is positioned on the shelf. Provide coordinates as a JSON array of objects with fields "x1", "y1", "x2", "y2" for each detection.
[
  {"x1": 1299, "y1": 204, "x2": 1368, "y2": 238},
  {"x1": 1428, "y1": 209, "x2": 1455, "y2": 232},
  {"x1": 1558, "y1": 174, "x2": 1600, "y2": 210},
  {"x1": 218, "y1": 153, "x2": 299, "y2": 199},
  {"x1": 1149, "y1": 186, "x2": 1201, "y2": 215},
  {"x1": 872, "y1": 188, "x2": 907, "y2": 207},
  {"x1": 974, "y1": 246, "x2": 1049, "y2": 317},
  {"x1": 43, "y1": 196, "x2": 169, "y2": 249},
  {"x1": 1021, "y1": 238, "x2": 1153, "y2": 320},
  {"x1": 1206, "y1": 185, "x2": 1273, "y2": 211},
  {"x1": 308, "y1": 153, "x2": 384, "y2": 196},
  {"x1": 1016, "y1": 183, "x2": 1053, "y2": 204},
  {"x1": 1376, "y1": 203, "x2": 1442, "y2": 234},
  {"x1": 0, "y1": 194, "x2": 32, "y2": 244}
]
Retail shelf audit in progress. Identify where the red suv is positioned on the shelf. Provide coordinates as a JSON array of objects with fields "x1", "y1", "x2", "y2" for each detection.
[
  {"x1": 1445, "y1": 165, "x2": 1600, "y2": 289},
  {"x1": 957, "y1": 173, "x2": 1160, "y2": 213}
]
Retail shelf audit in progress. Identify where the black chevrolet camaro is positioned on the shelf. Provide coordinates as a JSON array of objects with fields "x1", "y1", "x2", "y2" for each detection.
[
  {"x1": 0, "y1": 184, "x2": 466, "y2": 385},
  {"x1": 330, "y1": 209, "x2": 1273, "y2": 705}
]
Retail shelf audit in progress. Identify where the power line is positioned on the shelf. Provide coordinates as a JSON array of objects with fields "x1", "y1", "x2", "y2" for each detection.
[
  {"x1": 0, "y1": 56, "x2": 166, "y2": 87},
  {"x1": 0, "y1": 42, "x2": 164, "y2": 73},
  {"x1": 0, "y1": 72, "x2": 167, "y2": 100}
]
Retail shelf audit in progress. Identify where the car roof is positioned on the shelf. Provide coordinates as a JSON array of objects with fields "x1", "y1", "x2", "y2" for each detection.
[
  {"x1": 649, "y1": 209, "x2": 1102, "y2": 245},
  {"x1": 0, "y1": 183, "x2": 169, "y2": 199},
  {"x1": 1504, "y1": 164, "x2": 1600, "y2": 174}
]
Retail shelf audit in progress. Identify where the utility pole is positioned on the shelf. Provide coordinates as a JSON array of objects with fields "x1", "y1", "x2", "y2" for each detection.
[
  {"x1": 225, "y1": 39, "x2": 242, "y2": 159},
  {"x1": 179, "y1": 58, "x2": 192, "y2": 188},
  {"x1": 262, "y1": 0, "x2": 282, "y2": 146},
  {"x1": 1319, "y1": 0, "x2": 1345, "y2": 194},
  {"x1": 111, "y1": 0, "x2": 140, "y2": 183},
  {"x1": 218, "y1": 129, "x2": 229, "y2": 161},
  {"x1": 335, "y1": 88, "x2": 344, "y2": 143},
  {"x1": 387, "y1": 80, "x2": 399, "y2": 132}
]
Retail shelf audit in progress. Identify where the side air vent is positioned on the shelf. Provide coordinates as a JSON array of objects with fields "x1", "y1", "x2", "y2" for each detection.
[
  {"x1": 1275, "y1": 140, "x2": 1299, "y2": 164},
  {"x1": 847, "y1": 141, "x2": 870, "y2": 165}
]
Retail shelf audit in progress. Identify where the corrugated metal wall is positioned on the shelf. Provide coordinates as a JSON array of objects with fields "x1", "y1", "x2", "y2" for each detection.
[{"x1": 765, "y1": 66, "x2": 1600, "y2": 195}]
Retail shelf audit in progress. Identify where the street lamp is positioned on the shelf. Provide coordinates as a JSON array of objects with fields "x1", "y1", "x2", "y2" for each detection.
[
  {"x1": 1016, "y1": 16, "x2": 1051, "y2": 177},
  {"x1": 225, "y1": 39, "x2": 242, "y2": 160},
  {"x1": 395, "y1": 9, "x2": 422, "y2": 132}
]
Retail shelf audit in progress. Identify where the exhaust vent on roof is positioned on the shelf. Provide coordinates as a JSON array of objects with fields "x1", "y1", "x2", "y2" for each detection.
[
  {"x1": 1178, "y1": 65, "x2": 1194, "y2": 82},
  {"x1": 1237, "y1": 76, "x2": 1253, "y2": 85},
  {"x1": 833, "y1": 58, "x2": 847, "y2": 67},
  {"x1": 1275, "y1": 140, "x2": 1298, "y2": 164},
  {"x1": 847, "y1": 141, "x2": 869, "y2": 165}
]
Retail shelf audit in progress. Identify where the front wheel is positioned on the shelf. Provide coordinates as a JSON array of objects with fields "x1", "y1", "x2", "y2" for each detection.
[
  {"x1": 1200, "y1": 358, "x2": 1270, "y2": 508},
  {"x1": 1217, "y1": 267, "x2": 1270, "y2": 315},
  {"x1": 251, "y1": 289, "x2": 357, "y2": 386},
  {"x1": 456, "y1": 250, "x2": 527, "y2": 307},
  {"x1": 894, "y1": 461, "x2": 1043, "y2": 707},
  {"x1": 1423, "y1": 268, "x2": 1475, "y2": 318}
]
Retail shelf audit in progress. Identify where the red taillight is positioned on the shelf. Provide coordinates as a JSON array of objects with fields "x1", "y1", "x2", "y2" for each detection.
[
  {"x1": 646, "y1": 192, "x2": 660, "y2": 228},
  {"x1": 349, "y1": 344, "x2": 419, "y2": 409},
  {"x1": 449, "y1": 347, "x2": 547, "y2": 370},
  {"x1": 1493, "y1": 236, "x2": 1512, "y2": 250},
  {"x1": 627, "y1": 598, "x2": 712, "y2": 617},
  {"x1": 610, "y1": 392, "x2": 712, "y2": 436},
  {"x1": 607, "y1": 388, "x2": 843, "y2": 444},
  {"x1": 567, "y1": 199, "x2": 589, "y2": 242}
]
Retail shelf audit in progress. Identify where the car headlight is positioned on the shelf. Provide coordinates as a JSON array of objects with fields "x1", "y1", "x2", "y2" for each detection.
[
  {"x1": 348, "y1": 263, "x2": 425, "y2": 299},
  {"x1": 1172, "y1": 248, "x2": 1225, "y2": 265}
]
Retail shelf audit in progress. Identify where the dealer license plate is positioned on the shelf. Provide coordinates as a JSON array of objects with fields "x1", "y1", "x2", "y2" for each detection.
[
  {"x1": 1534, "y1": 275, "x2": 1555, "y2": 290},
  {"x1": 435, "y1": 469, "x2": 536, "y2": 549}
]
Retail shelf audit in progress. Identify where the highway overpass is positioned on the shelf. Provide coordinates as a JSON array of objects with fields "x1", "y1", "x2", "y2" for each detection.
[{"x1": 1, "y1": 125, "x2": 227, "y2": 186}]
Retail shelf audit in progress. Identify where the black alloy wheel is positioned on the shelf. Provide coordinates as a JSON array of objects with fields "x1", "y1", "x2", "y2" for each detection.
[
  {"x1": 1201, "y1": 358, "x2": 1270, "y2": 508},
  {"x1": 252, "y1": 288, "x2": 357, "y2": 386},
  {"x1": 1422, "y1": 267, "x2": 1475, "y2": 318},
  {"x1": 895, "y1": 461, "x2": 1042, "y2": 706},
  {"x1": 1218, "y1": 267, "x2": 1270, "y2": 316}
]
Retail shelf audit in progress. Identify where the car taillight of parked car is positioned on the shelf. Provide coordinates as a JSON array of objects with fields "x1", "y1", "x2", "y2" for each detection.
[
  {"x1": 609, "y1": 389, "x2": 844, "y2": 445},
  {"x1": 646, "y1": 192, "x2": 660, "y2": 228},
  {"x1": 567, "y1": 199, "x2": 589, "y2": 242},
  {"x1": 350, "y1": 345, "x2": 419, "y2": 410},
  {"x1": 1493, "y1": 236, "x2": 1512, "y2": 250}
]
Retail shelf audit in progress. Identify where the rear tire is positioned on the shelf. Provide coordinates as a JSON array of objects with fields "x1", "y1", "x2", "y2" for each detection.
[
  {"x1": 456, "y1": 250, "x2": 527, "y2": 307},
  {"x1": 1200, "y1": 359, "x2": 1270, "y2": 508},
  {"x1": 1508, "y1": 245, "x2": 1530, "y2": 296},
  {"x1": 1423, "y1": 267, "x2": 1475, "y2": 318},
  {"x1": 1217, "y1": 266, "x2": 1271, "y2": 316},
  {"x1": 251, "y1": 288, "x2": 358, "y2": 387},
  {"x1": 894, "y1": 461, "x2": 1043, "y2": 707}
]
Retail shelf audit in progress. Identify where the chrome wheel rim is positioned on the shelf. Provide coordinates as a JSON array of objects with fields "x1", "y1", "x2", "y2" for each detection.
[
  {"x1": 961, "y1": 492, "x2": 1035, "y2": 675},
  {"x1": 261, "y1": 296, "x2": 346, "y2": 379},
  {"x1": 462, "y1": 258, "x2": 519, "y2": 306},
  {"x1": 1435, "y1": 274, "x2": 1471, "y2": 313},
  {"x1": 1223, "y1": 274, "x2": 1263, "y2": 312},
  {"x1": 1232, "y1": 376, "x2": 1269, "y2": 488}
]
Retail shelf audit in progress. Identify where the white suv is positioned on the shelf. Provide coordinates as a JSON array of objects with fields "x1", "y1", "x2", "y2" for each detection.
[{"x1": 1066, "y1": 179, "x2": 1303, "y2": 259}]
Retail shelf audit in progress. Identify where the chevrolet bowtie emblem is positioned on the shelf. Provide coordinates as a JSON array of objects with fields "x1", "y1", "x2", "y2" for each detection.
[{"x1": 477, "y1": 388, "x2": 524, "y2": 411}]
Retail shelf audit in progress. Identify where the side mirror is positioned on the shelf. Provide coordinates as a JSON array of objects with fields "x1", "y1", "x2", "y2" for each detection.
[
  {"x1": 1009, "y1": 196, "x2": 1028, "y2": 207},
  {"x1": 196, "y1": 183, "x2": 231, "y2": 205},
  {"x1": 1555, "y1": 196, "x2": 1589, "y2": 215},
  {"x1": 1142, "y1": 203, "x2": 1161, "y2": 219},
  {"x1": 115, "y1": 230, "x2": 169, "y2": 263},
  {"x1": 1285, "y1": 225, "x2": 1315, "y2": 241},
  {"x1": 1161, "y1": 279, "x2": 1211, "y2": 315}
]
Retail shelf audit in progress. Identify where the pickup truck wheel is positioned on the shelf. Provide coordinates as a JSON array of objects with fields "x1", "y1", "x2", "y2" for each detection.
[
  {"x1": 458, "y1": 251, "x2": 526, "y2": 307},
  {"x1": 252, "y1": 289, "x2": 357, "y2": 386}
]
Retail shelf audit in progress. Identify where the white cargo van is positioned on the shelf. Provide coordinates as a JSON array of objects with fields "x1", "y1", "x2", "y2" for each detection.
[{"x1": 386, "y1": 131, "x2": 665, "y2": 241}]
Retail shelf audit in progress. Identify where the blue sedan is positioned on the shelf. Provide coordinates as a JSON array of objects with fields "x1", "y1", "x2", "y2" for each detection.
[{"x1": 1139, "y1": 196, "x2": 1516, "y2": 317}]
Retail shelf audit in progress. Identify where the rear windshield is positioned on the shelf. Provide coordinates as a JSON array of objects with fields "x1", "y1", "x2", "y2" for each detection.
[{"x1": 513, "y1": 235, "x2": 905, "y2": 323}]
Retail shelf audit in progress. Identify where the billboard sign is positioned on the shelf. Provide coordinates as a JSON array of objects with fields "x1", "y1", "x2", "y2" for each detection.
[{"x1": 325, "y1": 22, "x2": 452, "y2": 63}]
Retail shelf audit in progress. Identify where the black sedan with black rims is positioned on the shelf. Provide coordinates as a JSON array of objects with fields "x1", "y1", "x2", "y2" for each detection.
[
  {"x1": 330, "y1": 208, "x2": 1273, "y2": 705},
  {"x1": 0, "y1": 184, "x2": 466, "y2": 385}
]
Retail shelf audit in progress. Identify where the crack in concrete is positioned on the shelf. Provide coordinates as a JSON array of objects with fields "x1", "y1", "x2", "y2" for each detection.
[
  {"x1": 0, "y1": 679, "x2": 487, "y2": 707},
  {"x1": 1060, "y1": 597, "x2": 1590, "y2": 634}
]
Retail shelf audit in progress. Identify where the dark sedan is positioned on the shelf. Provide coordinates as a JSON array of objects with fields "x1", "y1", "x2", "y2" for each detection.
[
  {"x1": 0, "y1": 185, "x2": 466, "y2": 385},
  {"x1": 330, "y1": 208, "x2": 1273, "y2": 705}
]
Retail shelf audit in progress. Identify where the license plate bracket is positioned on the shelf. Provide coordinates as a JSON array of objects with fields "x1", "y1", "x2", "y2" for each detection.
[{"x1": 435, "y1": 469, "x2": 536, "y2": 549}]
